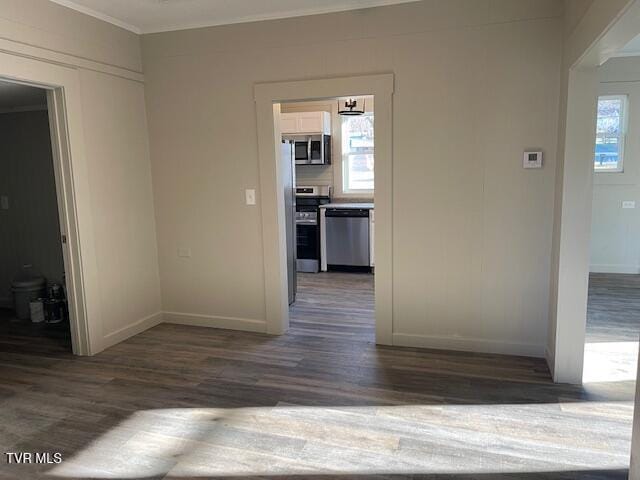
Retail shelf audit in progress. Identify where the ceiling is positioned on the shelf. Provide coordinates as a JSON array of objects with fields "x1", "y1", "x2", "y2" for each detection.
[
  {"x1": 0, "y1": 82, "x2": 47, "y2": 111},
  {"x1": 615, "y1": 34, "x2": 640, "y2": 58},
  {"x1": 49, "y1": 0, "x2": 421, "y2": 34}
]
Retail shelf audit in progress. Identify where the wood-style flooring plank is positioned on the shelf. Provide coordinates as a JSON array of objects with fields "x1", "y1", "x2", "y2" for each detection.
[{"x1": 0, "y1": 272, "x2": 634, "y2": 479}]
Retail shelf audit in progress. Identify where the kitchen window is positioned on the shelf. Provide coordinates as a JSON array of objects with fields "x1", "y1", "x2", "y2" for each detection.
[
  {"x1": 341, "y1": 113, "x2": 374, "y2": 192},
  {"x1": 594, "y1": 95, "x2": 628, "y2": 173}
]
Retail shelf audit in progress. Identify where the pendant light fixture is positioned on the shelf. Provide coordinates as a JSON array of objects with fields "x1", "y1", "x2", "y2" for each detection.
[{"x1": 338, "y1": 97, "x2": 365, "y2": 116}]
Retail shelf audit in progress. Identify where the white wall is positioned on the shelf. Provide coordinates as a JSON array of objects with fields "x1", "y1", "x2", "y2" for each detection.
[
  {"x1": 143, "y1": 0, "x2": 564, "y2": 357},
  {"x1": 2, "y1": 1, "x2": 162, "y2": 353},
  {"x1": 590, "y1": 57, "x2": 640, "y2": 274},
  {"x1": 0, "y1": 110, "x2": 64, "y2": 306}
]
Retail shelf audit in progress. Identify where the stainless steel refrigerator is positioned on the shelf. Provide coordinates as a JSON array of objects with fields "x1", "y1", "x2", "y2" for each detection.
[{"x1": 282, "y1": 140, "x2": 297, "y2": 305}]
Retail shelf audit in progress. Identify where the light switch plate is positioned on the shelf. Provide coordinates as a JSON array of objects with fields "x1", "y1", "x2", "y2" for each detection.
[
  {"x1": 177, "y1": 247, "x2": 192, "y2": 258},
  {"x1": 245, "y1": 189, "x2": 256, "y2": 205},
  {"x1": 0, "y1": 195, "x2": 8, "y2": 210},
  {"x1": 622, "y1": 201, "x2": 636, "y2": 209}
]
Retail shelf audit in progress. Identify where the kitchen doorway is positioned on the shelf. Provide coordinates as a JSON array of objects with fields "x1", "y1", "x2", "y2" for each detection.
[
  {"x1": 254, "y1": 73, "x2": 393, "y2": 343},
  {"x1": 281, "y1": 97, "x2": 376, "y2": 341}
]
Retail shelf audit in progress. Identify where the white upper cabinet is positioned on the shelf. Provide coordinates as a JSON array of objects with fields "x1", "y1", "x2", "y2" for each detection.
[
  {"x1": 280, "y1": 115, "x2": 298, "y2": 134},
  {"x1": 281, "y1": 111, "x2": 330, "y2": 135}
]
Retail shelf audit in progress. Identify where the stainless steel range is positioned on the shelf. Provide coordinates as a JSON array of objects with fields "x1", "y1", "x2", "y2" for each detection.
[{"x1": 295, "y1": 185, "x2": 331, "y2": 273}]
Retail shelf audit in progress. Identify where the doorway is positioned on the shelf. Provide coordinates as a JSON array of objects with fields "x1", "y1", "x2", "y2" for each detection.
[
  {"x1": 0, "y1": 74, "x2": 91, "y2": 355},
  {"x1": 280, "y1": 96, "x2": 376, "y2": 341},
  {"x1": 0, "y1": 80, "x2": 71, "y2": 352},
  {"x1": 582, "y1": 58, "x2": 640, "y2": 384},
  {"x1": 254, "y1": 74, "x2": 393, "y2": 342}
]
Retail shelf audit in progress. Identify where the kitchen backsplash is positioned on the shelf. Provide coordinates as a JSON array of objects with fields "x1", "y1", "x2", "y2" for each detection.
[{"x1": 295, "y1": 164, "x2": 333, "y2": 187}]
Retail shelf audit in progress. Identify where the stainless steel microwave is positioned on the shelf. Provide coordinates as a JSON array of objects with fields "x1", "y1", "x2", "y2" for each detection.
[{"x1": 283, "y1": 134, "x2": 331, "y2": 165}]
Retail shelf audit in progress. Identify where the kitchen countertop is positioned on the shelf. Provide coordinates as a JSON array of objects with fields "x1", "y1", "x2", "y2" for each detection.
[{"x1": 320, "y1": 203, "x2": 374, "y2": 209}]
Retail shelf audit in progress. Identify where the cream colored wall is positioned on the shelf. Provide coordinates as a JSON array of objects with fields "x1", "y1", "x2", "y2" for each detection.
[
  {"x1": 1, "y1": 0, "x2": 141, "y2": 72},
  {"x1": 77, "y1": 70, "x2": 162, "y2": 345},
  {"x1": 0, "y1": 110, "x2": 64, "y2": 305},
  {"x1": 563, "y1": 0, "x2": 595, "y2": 37},
  {"x1": 143, "y1": 0, "x2": 563, "y2": 356},
  {"x1": 2, "y1": 3, "x2": 162, "y2": 352},
  {"x1": 590, "y1": 57, "x2": 640, "y2": 274}
]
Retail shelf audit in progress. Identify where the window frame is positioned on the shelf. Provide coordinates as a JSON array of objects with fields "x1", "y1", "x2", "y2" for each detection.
[
  {"x1": 594, "y1": 94, "x2": 628, "y2": 174},
  {"x1": 341, "y1": 111, "x2": 375, "y2": 195}
]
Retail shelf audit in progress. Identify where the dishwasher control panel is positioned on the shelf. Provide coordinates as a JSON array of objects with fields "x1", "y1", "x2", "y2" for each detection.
[{"x1": 324, "y1": 208, "x2": 370, "y2": 218}]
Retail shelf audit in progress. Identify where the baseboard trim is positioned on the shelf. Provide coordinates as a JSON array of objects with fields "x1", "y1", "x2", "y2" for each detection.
[
  {"x1": 589, "y1": 264, "x2": 640, "y2": 274},
  {"x1": 163, "y1": 311, "x2": 267, "y2": 333},
  {"x1": 392, "y1": 333, "x2": 545, "y2": 358},
  {"x1": 101, "y1": 311, "x2": 164, "y2": 351}
]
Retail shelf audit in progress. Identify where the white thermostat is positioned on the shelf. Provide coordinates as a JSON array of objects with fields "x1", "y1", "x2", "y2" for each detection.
[{"x1": 523, "y1": 151, "x2": 543, "y2": 169}]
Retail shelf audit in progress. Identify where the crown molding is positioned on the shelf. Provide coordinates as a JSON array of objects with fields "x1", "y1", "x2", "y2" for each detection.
[
  {"x1": 48, "y1": 0, "x2": 141, "y2": 34},
  {"x1": 48, "y1": 0, "x2": 421, "y2": 35}
]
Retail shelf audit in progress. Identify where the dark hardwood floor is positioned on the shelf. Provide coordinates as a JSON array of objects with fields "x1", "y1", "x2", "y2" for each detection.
[
  {"x1": 0, "y1": 307, "x2": 72, "y2": 353},
  {"x1": 587, "y1": 273, "x2": 640, "y2": 343},
  {"x1": 584, "y1": 273, "x2": 640, "y2": 383},
  {"x1": 0, "y1": 272, "x2": 634, "y2": 479},
  {"x1": 289, "y1": 271, "x2": 375, "y2": 341}
]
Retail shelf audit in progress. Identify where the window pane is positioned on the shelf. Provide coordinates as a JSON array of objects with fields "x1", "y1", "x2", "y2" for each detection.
[
  {"x1": 342, "y1": 113, "x2": 374, "y2": 191},
  {"x1": 594, "y1": 96, "x2": 625, "y2": 172},
  {"x1": 347, "y1": 154, "x2": 374, "y2": 190},
  {"x1": 596, "y1": 99, "x2": 622, "y2": 135},
  {"x1": 594, "y1": 135, "x2": 621, "y2": 170}
]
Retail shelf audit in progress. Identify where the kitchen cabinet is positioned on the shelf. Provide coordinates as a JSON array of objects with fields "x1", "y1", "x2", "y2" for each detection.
[
  {"x1": 281, "y1": 112, "x2": 330, "y2": 134},
  {"x1": 280, "y1": 115, "x2": 298, "y2": 134}
]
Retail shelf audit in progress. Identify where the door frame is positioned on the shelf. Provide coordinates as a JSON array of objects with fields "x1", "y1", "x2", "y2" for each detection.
[
  {"x1": 0, "y1": 52, "x2": 96, "y2": 355},
  {"x1": 550, "y1": 0, "x2": 640, "y2": 384},
  {"x1": 254, "y1": 74, "x2": 394, "y2": 342}
]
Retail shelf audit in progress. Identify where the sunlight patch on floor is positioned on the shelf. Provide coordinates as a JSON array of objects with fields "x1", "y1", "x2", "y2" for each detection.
[
  {"x1": 48, "y1": 403, "x2": 632, "y2": 478},
  {"x1": 583, "y1": 341, "x2": 639, "y2": 383}
]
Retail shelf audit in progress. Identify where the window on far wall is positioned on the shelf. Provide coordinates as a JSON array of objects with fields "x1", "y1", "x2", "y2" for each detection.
[
  {"x1": 594, "y1": 95, "x2": 628, "y2": 173},
  {"x1": 342, "y1": 112, "x2": 374, "y2": 192}
]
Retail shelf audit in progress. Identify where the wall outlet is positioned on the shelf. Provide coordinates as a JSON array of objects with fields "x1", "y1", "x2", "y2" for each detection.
[
  {"x1": 245, "y1": 189, "x2": 256, "y2": 205},
  {"x1": 622, "y1": 201, "x2": 636, "y2": 209},
  {"x1": 177, "y1": 247, "x2": 192, "y2": 258},
  {"x1": 0, "y1": 195, "x2": 8, "y2": 210}
]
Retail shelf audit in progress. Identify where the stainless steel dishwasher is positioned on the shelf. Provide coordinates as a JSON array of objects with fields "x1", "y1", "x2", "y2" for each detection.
[{"x1": 325, "y1": 208, "x2": 370, "y2": 267}]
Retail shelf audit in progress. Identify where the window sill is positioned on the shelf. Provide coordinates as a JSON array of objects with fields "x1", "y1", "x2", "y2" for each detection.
[{"x1": 336, "y1": 194, "x2": 374, "y2": 201}]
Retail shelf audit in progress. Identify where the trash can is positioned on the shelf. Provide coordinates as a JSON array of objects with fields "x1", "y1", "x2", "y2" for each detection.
[{"x1": 12, "y1": 275, "x2": 46, "y2": 320}]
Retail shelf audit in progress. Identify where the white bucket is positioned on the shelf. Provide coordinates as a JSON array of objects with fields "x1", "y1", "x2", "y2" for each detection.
[{"x1": 30, "y1": 299, "x2": 45, "y2": 323}]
